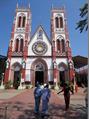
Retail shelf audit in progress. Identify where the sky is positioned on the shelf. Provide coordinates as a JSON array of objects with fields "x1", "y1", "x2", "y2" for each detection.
[{"x1": 0, "y1": 0, "x2": 88, "y2": 57}]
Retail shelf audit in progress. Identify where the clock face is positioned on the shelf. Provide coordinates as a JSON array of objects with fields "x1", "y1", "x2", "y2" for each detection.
[{"x1": 32, "y1": 41, "x2": 47, "y2": 55}]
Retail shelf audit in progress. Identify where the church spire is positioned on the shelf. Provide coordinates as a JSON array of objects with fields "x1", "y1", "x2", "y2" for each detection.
[
  {"x1": 51, "y1": 4, "x2": 53, "y2": 9},
  {"x1": 16, "y1": 2, "x2": 18, "y2": 8},
  {"x1": 28, "y1": 1, "x2": 30, "y2": 8}
]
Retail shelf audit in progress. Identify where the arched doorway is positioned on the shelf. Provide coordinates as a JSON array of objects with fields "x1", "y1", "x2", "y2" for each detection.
[
  {"x1": 35, "y1": 63, "x2": 44, "y2": 86},
  {"x1": 58, "y1": 63, "x2": 68, "y2": 86},
  {"x1": 59, "y1": 67, "x2": 65, "y2": 86},
  {"x1": 31, "y1": 59, "x2": 48, "y2": 86},
  {"x1": 11, "y1": 63, "x2": 22, "y2": 89}
]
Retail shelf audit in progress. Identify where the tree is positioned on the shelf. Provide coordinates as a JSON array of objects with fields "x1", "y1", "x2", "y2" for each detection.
[
  {"x1": 0, "y1": 56, "x2": 7, "y2": 84},
  {"x1": 76, "y1": 3, "x2": 88, "y2": 33}
]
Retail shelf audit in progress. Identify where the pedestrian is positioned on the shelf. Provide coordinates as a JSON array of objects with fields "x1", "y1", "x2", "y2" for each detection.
[
  {"x1": 41, "y1": 83, "x2": 51, "y2": 116},
  {"x1": 75, "y1": 84, "x2": 78, "y2": 93},
  {"x1": 34, "y1": 82, "x2": 42, "y2": 114},
  {"x1": 70, "y1": 82, "x2": 74, "y2": 94},
  {"x1": 84, "y1": 87, "x2": 88, "y2": 108},
  {"x1": 57, "y1": 81, "x2": 73, "y2": 110}
]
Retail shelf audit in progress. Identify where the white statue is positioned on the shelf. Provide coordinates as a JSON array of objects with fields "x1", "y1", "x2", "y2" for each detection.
[
  {"x1": 6, "y1": 60, "x2": 9, "y2": 69},
  {"x1": 22, "y1": 59, "x2": 26, "y2": 69}
]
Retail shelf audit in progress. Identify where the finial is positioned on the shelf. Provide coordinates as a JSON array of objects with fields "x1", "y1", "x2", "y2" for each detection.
[
  {"x1": 16, "y1": 3, "x2": 18, "y2": 8},
  {"x1": 29, "y1": 2, "x2": 30, "y2": 8},
  {"x1": 51, "y1": 4, "x2": 53, "y2": 9},
  {"x1": 63, "y1": 5, "x2": 66, "y2": 11}
]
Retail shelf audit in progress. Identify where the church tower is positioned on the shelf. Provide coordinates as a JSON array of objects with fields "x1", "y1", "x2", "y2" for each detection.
[
  {"x1": 51, "y1": 7, "x2": 75, "y2": 87},
  {"x1": 4, "y1": 4, "x2": 75, "y2": 89},
  {"x1": 4, "y1": 4, "x2": 31, "y2": 84}
]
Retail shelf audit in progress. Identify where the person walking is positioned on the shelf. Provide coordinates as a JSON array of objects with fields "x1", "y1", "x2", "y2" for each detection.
[
  {"x1": 84, "y1": 87, "x2": 88, "y2": 108},
  {"x1": 41, "y1": 83, "x2": 51, "y2": 116},
  {"x1": 34, "y1": 82, "x2": 42, "y2": 114},
  {"x1": 57, "y1": 81, "x2": 73, "y2": 110}
]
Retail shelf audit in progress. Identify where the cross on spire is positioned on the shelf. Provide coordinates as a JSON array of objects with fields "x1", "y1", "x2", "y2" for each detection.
[{"x1": 16, "y1": 2, "x2": 18, "y2": 8}]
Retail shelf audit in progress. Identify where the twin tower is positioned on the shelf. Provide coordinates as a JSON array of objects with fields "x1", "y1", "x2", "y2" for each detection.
[{"x1": 4, "y1": 4, "x2": 75, "y2": 89}]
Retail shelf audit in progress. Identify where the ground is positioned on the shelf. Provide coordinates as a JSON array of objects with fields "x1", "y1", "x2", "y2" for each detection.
[{"x1": 0, "y1": 87, "x2": 87, "y2": 119}]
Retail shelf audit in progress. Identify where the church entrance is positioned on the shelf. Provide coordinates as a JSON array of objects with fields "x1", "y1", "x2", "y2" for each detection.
[
  {"x1": 58, "y1": 63, "x2": 68, "y2": 87},
  {"x1": 35, "y1": 63, "x2": 44, "y2": 86},
  {"x1": 60, "y1": 71, "x2": 65, "y2": 86},
  {"x1": 13, "y1": 71, "x2": 21, "y2": 89},
  {"x1": 31, "y1": 59, "x2": 48, "y2": 86},
  {"x1": 11, "y1": 63, "x2": 21, "y2": 89},
  {"x1": 35, "y1": 71, "x2": 44, "y2": 86}
]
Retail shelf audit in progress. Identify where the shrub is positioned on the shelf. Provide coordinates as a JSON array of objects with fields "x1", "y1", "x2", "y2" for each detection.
[{"x1": 4, "y1": 80, "x2": 12, "y2": 89}]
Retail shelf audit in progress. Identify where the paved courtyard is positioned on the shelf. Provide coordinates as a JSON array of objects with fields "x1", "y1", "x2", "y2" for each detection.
[{"x1": 0, "y1": 87, "x2": 87, "y2": 119}]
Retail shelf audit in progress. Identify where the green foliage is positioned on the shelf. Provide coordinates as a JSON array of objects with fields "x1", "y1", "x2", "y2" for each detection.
[
  {"x1": 76, "y1": 3, "x2": 88, "y2": 33},
  {"x1": 26, "y1": 85, "x2": 30, "y2": 89},
  {"x1": 4, "y1": 80, "x2": 12, "y2": 89},
  {"x1": 13, "y1": 78, "x2": 20, "y2": 89},
  {"x1": 0, "y1": 57, "x2": 7, "y2": 85},
  {"x1": 0, "y1": 71, "x2": 2, "y2": 81}
]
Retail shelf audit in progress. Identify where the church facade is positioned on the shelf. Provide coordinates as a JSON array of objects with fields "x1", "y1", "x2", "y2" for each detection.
[{"x1": 4, "y1": 4, "x2": 75, "y2": 89}]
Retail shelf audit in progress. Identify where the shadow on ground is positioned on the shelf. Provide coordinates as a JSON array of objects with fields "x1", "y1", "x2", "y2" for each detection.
[{"x1": 0, "y1": 101, "x2": 87, "y2": 119}]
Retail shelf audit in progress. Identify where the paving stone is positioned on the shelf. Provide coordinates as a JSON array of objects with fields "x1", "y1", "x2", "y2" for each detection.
[{"x1": 0, "y1": 88, "x2": 87, "y2": 119}]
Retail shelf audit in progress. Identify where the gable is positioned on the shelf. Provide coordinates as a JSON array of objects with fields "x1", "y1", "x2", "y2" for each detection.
[{"x1": 28, "y1": 25, "x2": 52, "y2": 56}]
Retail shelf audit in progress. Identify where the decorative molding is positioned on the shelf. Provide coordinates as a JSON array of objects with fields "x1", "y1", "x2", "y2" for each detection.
[
  {"x1": 12, "y1": 52, "x2": 23, "y2": 56},
  {"x1": 16, "y1": 28, "x2": 25, "y2": 33},
  {"x1": 55, "y1": 28, "x2": 64, "y2": 32}
]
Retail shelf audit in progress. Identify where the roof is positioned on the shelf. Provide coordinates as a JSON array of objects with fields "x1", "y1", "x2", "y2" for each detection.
[
  {"x1": 0, "y1": 55, "x2": 7, "y2": 59},
  {"x1": 72, "y1": 55, "x2": 88, "y2": 68}
]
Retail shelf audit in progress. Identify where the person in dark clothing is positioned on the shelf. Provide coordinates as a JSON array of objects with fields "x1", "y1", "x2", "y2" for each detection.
[
  {"x1": 34, "y1": 82, "x2": 42, "y2": 114},
  {"x1": 57, "y1": 81, "x2": 73, "y2": 110},
  {"x1": 70, "y1": 82, "x2": 74, "y2": 94}
]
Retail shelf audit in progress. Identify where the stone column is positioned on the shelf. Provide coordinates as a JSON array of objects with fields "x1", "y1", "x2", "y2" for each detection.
[
  {"x1": 18, "y1": 69, "x2": 26, "y2": 89},
  {"x1": 58, "y1": 70, "x2": 60, "y2": 87},
  {"x1": 54, "y1": 68, "x2": 59, "y2": 90},
  {"x1": 4, "y1": 60, "x2": 10, "y2": 83},
  {"x1": 4, "y1": 69, "x2": 10, "y2": 83},
  {"x1": 48, "y1": 69, "x2": 52, "y2": 89}
]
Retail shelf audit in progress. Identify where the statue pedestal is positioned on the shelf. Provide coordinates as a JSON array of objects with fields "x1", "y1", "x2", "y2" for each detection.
[
  {"x1": 18, "y1": 83, "x2": 25, "y2": 89},
  {"x1": 29, "y1": 84, "x2": 33, "y2": 89},
  {"x1": 49, "y1": 84, "x2": 52, "y2": 89},
  {"x1": 0, "y1": 81, "x2": 4, "y2": 89},
  {"x1": 0, "y1": 84, "x2": 4, "y2": 89},
  {"x1": 54, "y1": 82, "x2": 59, "y2": 91}
]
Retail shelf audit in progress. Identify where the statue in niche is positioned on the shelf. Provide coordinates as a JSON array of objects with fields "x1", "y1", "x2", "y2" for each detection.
[
  {"x1": 53, "y1": 61, "x2": 57, "y2": 69},
  {"x1": 6, "y1": 60, "x2": 10, "y2": 69},
  {"x1": 36, "y1": 63, "x2": 44, "y2": 71},
  {"x1": 38, "y1": 30, "x2": 43, "y2": 39},
  {"x1": 22, "y1": 59, "x2": 26, "y2": 69}
]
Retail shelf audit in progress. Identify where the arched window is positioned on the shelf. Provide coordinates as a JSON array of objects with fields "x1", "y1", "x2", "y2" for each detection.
[
  {"x1": 57, "y1": 39, "x2": 60, "y2": 51},
  {"x1": 55, "y1": 17, "x2": 59, "y2": 28},
  {"x1": 22, "y1": 16, "x2": 26, "y2": 27},
  {"x1": 15, "y1": 39, "x2": 19, "y2": 52},
  {"x1": 60, "y1": 17, "x2": 63, "y2": 28},
  {"x1": 20, "y1": 39, "x2": 23, "y2": 52},
  {"x1": 61, "y1": 39, "x2": 65, "y2": 52},
  {"x1": 18, "y1": 16, "x2": 22, "y2": 27}
]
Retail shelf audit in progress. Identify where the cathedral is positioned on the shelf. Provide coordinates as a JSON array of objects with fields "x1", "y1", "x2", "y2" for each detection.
[{"x1": 4, "y1": 4, "x2": 75, "y2": 89}]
